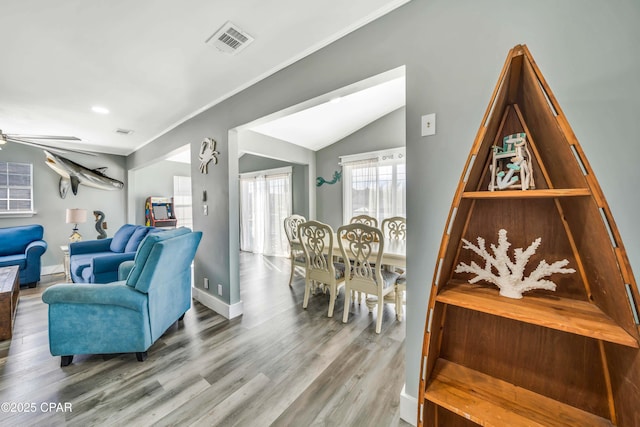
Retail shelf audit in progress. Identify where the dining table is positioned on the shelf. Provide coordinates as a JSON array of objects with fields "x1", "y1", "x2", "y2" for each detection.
[{"x1": 324, "y1": 233, "x2": 406, "y2": 268}]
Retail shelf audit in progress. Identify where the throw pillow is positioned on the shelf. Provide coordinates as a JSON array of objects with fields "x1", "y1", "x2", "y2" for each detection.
[
  {"x1": 124, "y1": 227, "x2": 151, "y2": 253},
  {"x1": 109, "y1": 224, "x2": 137, "y2": 253}
]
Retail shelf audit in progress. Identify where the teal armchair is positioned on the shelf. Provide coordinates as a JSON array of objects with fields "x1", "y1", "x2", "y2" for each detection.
[{"x1": 42, "y1": 227, "x2": 202, "y2": 366}]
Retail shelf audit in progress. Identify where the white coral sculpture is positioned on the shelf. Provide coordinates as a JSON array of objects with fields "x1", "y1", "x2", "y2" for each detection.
[{"x1": 455, "y1": 229, "x2": 576, "y2": 299}]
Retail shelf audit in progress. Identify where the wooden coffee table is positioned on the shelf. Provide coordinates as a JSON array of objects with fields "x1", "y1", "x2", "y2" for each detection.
[{"x1": 0, "y1": 266, "x2": 20, "y2": 341}]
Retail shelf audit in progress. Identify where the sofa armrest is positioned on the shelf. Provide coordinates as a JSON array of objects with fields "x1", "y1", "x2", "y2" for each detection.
[
  {"x1": 69, "y1": 238, "x2": 113, "y2": 256},
  {"x1": 42, "y1": 282, "x2": 147, "y2": 312},
  {"x1": 119, "y1": 261, "x2": 135, "y2": 281},
  {"x1": 25, "y1": 240, "x2": 47, "y2": 258},
  {"x1": 90, "y1": 253, "x2": 136, "y2": 274}
]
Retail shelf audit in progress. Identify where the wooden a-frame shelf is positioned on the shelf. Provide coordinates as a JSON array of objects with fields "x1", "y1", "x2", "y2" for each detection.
[
  {"x1": 417, "y1": 44, "x2": 640, "y2": 426},
  {"x1": 462, "y1": 188, "x2": 591, "y2": 199},
  {"x1": 437, "y1": 280, "x2": 639, "y2": 348},
  {"x1": 424, "y1": 359, "x2": 614, "y2": 427}
]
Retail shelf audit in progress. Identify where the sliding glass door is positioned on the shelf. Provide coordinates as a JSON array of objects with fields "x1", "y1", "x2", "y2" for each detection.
[{"x1": 240, "y1": 167, "x2": 292, "y2": 257}]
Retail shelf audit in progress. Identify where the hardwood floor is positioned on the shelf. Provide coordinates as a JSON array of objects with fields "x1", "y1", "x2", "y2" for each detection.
[{"x1": 0, "y1": 252, "x2": 410, "y2": 426}]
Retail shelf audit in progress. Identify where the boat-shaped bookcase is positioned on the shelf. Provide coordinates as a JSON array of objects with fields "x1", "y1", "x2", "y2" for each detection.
[{"x1": 418, "y1": 44, "x2": 640, "y2": 426}]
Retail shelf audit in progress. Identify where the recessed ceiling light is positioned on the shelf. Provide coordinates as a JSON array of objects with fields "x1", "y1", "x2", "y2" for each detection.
[{"x1": 91, "y1": 106, "x2": 110, "y2": 114}]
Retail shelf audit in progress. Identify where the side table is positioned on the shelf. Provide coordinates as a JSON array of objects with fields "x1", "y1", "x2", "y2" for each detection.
[
  {"x1": 0, "y1": 266, "x2": 20, "y2": 341},
  {"x1": 61, "y1": 245, "x2": 70, "y2": 281}
]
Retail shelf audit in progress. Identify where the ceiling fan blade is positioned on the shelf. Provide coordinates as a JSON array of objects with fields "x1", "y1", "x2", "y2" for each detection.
[
  {"x1": 6, "y1": 137, "x2": 97, "y2": 156},
  {"x1": 6, "y1": 134, "x2": 81, "y2": 141}
]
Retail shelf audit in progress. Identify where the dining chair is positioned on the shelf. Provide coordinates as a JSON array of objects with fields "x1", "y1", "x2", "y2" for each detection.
[
  {"x1": 381, "y1": 216, "x2": 406, "y2": 240},
  {"x1": 382, "y1": 216, "x2": 407, "y2": 320},
  {"x1": 298, "y1": 220, "x2": 345, "y2": 317},
  {"x1": 338, "y1": 223, "x2": 400, "y2": 333},
  {"x1": 348, "y1": 214, "x2": 379, "y2": 303},
  {"x1": 283, "y1": 214, "x2": 306, "y2": 287},
  {"x1": 349, "y1": 214, "x2": 378, "y2": 228}
]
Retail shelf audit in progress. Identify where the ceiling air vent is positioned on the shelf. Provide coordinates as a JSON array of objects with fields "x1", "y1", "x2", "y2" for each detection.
[
  {"x1": 205, "y1": 21, "x2": 254, "y2": 55},
  {"x1": 116, "y1": 128, "x2": 133, "y2": 135}
]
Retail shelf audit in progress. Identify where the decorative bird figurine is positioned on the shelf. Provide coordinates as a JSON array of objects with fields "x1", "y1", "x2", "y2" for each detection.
[{"x1": 199, "y1": 137, "x2": 220, "y2": 174}]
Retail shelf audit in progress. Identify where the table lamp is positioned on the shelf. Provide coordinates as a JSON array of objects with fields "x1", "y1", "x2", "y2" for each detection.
[{"x1": 66, "y1": 208, "x2": 87, "y2": 242}]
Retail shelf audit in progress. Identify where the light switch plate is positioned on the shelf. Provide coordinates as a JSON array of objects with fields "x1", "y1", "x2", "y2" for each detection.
[{"x1": 421, "y1": 113, "x2": 436, "y2": 136}]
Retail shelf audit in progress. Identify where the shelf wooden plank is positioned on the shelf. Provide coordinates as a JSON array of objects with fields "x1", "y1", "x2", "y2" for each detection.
[
  {"x1": 424, "y1": 359, "x2": 614, "y2": 427},
  {"x1": 437, "y1": 281, "x2": 639, "y2": 348},
  {"x1": 462, "y1": 188, "x2": 591, "y2": 199}
]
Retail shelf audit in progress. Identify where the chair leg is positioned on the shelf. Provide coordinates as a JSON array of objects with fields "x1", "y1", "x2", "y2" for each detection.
[
  {"x1": 60, "y1": 355, "x2": 73, "y2": 367},
  {"x1": 179, "y1": 313, "x2": 186, "y2": 321},
  {"x1": 343, "y1": 287, "x2": 351, "y2": 323},
  {"x1": 136, "y1": 351, "x2": 148, "y2": 362},
  {"x1": 288, "y1": 260, "x2": 295, "y2": 287},
  {"x1": 302, "y1": 278, "x2": 311, "y2": 309},
  {"x1": 327, "y1": 284, "x2": 336, "y2": 318},
  {"x1": 375, "y1": 299, "x2": 384, "y2": 334}
]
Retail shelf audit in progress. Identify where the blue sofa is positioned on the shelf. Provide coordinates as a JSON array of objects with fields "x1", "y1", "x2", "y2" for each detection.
[
  {"x1": 0, "y1": 224, "x2": 47, "y2": 287},
  {"x1": 42, "y1": 227, "x2": 202, "y2": 366},
  {"x1": 69, "y1": 224, "x2": 157, "y2": 283}
]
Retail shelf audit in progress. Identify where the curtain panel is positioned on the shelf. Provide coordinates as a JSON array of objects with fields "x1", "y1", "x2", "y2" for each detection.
[
  {"x1": 340, "y1": 147, "x2": 406, "y2": 224},
  {"x1": 240, "y1": 167, "x2": 292, "y2": 257}
]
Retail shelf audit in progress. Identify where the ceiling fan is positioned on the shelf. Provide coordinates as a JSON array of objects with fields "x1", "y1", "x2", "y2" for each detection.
[{"x1": 0, "y1": 129, "x2": 96, "y2": 156}]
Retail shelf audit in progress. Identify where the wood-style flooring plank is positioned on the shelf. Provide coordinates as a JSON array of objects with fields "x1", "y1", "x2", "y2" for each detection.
[{"x1": 0, "y1": 252, "x2": 409, "y2": 426}]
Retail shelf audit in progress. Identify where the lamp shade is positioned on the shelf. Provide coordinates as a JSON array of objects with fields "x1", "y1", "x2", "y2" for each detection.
[{"x1": 66, "y1": 208, "x2": 87, "y2": 224}]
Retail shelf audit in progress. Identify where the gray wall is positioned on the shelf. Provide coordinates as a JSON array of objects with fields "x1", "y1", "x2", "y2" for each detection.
[
  {"x1": 125, "y1": 0, "x2": 640, "y2": 405},
  {"x1": 239, "y1": 154, "x2": 309, "y2": 219},
  {"x1": 0, "y1": 142, "x2": 127, "y2": 268},
  {"x1": 316, "y1": 107, "x2": 405, "y2": 229},
  {"x1": 131, "y1": 160, "x2": 191, "y2": 226}
]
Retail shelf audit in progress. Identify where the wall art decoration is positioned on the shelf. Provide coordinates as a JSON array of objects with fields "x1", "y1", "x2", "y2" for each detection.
[
  {"x1": 43, "y1": 150, "x2": 124, "y2": 198},
  {"x1": 316, "y1": 170, "x2": 341, "y2": 187},
  {"x1": 199, "y1": 137, "x2": 220, "y2": 174}
]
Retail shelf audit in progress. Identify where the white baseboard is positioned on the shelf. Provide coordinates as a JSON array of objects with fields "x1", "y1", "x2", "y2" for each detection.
[
  {"x1": 400, "y1": 384, "x2": 418, "y2": 426},
  {"x1": 42, "y1": 264, "x2": 64, "y2": 276},
  {"x1": 192, "y1": 286, "x2": 243, "y2": 320}
]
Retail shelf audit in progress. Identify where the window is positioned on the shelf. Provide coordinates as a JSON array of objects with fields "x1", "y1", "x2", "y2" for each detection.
[
  {"x1": 239, "y1": 166, "x2": 292, "y2": 257},
  {"x1": 341, "y1": 147, "x2": 405, "y2": 224},
  {"x1": 0, "y1": 161, "x2": 34, "y2": 214},
  {"x1": 173, "y1": 176, "x2": 193, "y2": 229}
]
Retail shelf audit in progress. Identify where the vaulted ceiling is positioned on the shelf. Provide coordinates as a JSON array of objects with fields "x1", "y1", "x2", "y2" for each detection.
[{"x1": 0, "y1": 0, "x2": 409, "y2": 156}]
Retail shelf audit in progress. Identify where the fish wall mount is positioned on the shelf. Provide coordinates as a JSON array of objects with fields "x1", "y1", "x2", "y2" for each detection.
[{"x1": 43, "y1": 150, "x2": 124, "y2": 198}]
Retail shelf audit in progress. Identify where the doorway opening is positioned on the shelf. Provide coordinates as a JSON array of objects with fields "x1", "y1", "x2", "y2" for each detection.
[
  {"x1": 239, "y1": 166, "x2": 292, "y2": 257},
  {"x1": 227, "y1": 65, "x2": 406, "y2": 313}
]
